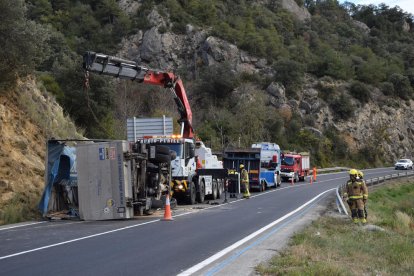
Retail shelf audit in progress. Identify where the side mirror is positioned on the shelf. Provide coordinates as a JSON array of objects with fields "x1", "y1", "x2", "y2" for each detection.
[{"x1": 189, "y1": 143, "x2": 195, "y2": 158}]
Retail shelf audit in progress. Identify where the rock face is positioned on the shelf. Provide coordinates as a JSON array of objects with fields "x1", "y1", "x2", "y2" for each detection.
[
  {"x1": 117, "y1": 5, "x2": 414, "y2": 163},
  {"x1": 281, "y1": 0, "x2": 311, "y2": 22}
]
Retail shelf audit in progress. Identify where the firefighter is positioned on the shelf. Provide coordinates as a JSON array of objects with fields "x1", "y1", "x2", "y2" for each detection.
[
  {"x1": 240, "y1": 164, "x2": 250, "y2": 199},
  {"x1": 343, "y1": 169, "x2": 368, "y2": 223},
  {"x1": 357, "y1": 170, "x2": 368, "y2": 220}
]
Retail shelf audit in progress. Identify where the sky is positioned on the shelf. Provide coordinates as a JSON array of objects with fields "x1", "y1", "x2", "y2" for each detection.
[{"x1": 339, "y1": 0, "x2": 414, "y2": 15}]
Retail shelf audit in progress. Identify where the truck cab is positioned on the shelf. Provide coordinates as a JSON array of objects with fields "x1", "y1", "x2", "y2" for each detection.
[{"x1": 281, "y1": 152, "x2": 310, "y2": 182}]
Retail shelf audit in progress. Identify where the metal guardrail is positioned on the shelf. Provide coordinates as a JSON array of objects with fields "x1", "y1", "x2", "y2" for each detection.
[{"x1": 336, "y1": 170, "x2": 414, "y2": 215}]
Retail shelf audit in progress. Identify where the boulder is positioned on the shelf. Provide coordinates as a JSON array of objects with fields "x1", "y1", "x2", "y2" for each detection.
[
  {"x1": 281, "y1": 0, "x2": 311, "y2": 22},
  {"x1": 140, "y1": 28, "x2": 163, "y2": 62},
  {"x1": 266, "y1": 82, "x2": 285, "y2": 98}
]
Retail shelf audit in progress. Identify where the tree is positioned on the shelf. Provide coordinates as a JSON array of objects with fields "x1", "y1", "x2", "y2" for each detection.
[{"x1": 0, "y1": 0, "x2": 49, "y2": 90}]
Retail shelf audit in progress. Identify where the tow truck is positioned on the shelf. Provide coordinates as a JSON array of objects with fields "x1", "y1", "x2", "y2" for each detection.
[{"x1": 82, "y1": 52, "x2": 227, "y2": 208}]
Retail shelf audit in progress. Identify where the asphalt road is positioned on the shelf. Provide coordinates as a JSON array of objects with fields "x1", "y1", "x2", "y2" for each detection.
[{"x1": 0, "y1": 167, "x2": 400, "y2": 275}]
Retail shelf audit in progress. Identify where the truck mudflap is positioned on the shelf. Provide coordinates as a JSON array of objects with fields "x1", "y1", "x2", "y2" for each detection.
[{"x1": 196, "y1": 168, "x2": 228, "y2": 178}]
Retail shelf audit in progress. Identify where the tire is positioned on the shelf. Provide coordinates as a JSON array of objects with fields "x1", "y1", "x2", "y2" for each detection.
[
  {"x1": 260, "y1": 180, "x2": 265, "y2": 192},
  {"x1": 186, "y1": 182, "x2": 196, "y2": 205},
  {"x1": 197, "y1": 180, "x2": 205, "y2": 203},
  {"x1": 217, "y1": 180, "x2": 223, "y2": 199},
  {"x1": 211, "y1": 179, "x2": 218, "y2": 200}
]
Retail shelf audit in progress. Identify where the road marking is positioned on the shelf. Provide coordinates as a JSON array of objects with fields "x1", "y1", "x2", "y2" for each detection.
[
  {"x1": 204, "y1": 194, "x2": 328, "y2": 276},
  {"x1": 0, "y1": 221, "x2": 47, "y2": 231},
  {"x1": 177, "y1": 188, "x2": 336, "y2": 276},
  {"x1": 0, "y1": 219, "x2": 160, "y2": 260},
  {"x1": 0, "y1": 174, "x2": 344, "y2": 260}
]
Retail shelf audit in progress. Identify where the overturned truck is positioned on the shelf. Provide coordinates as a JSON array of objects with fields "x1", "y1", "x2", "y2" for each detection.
[{"x1": 39, "y1": 139, "x2": 176, "y2": 220}]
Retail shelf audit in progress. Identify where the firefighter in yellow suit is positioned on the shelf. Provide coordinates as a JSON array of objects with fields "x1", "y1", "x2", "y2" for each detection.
[
  {"x1": 240, "y1": 164, "x2": 250, "y2": 199},
  {"x1": 343, "y1": 169, "x2": 368, "y2": 223}
]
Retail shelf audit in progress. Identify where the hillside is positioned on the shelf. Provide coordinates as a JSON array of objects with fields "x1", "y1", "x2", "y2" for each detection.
[
  {"x1": 1, "y1": 0, "x2": 414, "y2": 223},
  {"x1": 0, "y1": 77, "x2": 82, "y2": 224}
]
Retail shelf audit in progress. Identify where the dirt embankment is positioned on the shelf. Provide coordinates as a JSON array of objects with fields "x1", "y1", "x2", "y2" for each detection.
[
  {"x1": 0, "y1": 77, "x2": 82, "y2": 223},
  {"x1": 0, "y1": 87, "x2": 45, "y2": 219}
]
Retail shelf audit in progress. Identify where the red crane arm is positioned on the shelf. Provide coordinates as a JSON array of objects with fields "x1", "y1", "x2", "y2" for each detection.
[{"x1": 83, "y1": 52, "x2": 194, "y2": 138}]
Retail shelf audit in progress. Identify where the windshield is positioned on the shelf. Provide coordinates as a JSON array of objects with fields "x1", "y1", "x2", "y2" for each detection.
[
  {"x1": 282, "y1": 157, "x2": 294, "y2": 166},
  {"x1": 397, "y1": 159, "x2": 408, "y2": 163},
  {"x1": 157, "y1": 143, "x2": 182, "y2": 159}
]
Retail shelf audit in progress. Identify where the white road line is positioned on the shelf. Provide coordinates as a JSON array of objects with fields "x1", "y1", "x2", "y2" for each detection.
[
  {"x1": 0, "y1": 221, "x2": 47, "y2": 231},
  {"x1": 0, "y1": 175, "x2": 341, "y2": 261},
  {"x1": 0, "y1": 219, "x2": 159, "y2": 260},
  {"x1": 177, "y1": 188, "x2": 336, "y2": 276}
]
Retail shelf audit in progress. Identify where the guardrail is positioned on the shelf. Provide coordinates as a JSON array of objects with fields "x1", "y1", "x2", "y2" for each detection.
[{"x1": 336, "y1": 170, "x2": 414, "y2": 215}]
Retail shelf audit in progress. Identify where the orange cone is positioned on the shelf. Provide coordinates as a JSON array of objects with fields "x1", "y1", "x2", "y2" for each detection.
[{"x1": 161, "y1": 194, "x2": 173, "y2": 221}]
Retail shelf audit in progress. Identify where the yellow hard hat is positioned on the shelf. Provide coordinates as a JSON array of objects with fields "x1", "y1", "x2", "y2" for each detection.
[
  {"x1": 240, "y1": 164, "x2": 244, "y2": 169},
  {"x1": 358, "y1": 170, "x2": 364, "y2": 177},
  {"x1": 349, "y1": 169, "x2": 358, "y2": 175}
]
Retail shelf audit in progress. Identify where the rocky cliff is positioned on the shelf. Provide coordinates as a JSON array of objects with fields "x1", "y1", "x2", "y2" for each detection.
[{"x1": 117, "y1": 4, "x2": 413, "y2": 162}]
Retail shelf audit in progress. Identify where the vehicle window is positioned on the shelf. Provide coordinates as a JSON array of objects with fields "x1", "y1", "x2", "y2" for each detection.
[
  {"x1": 282, "y1": 157, "x2": 294, "y2": 166},
  {"x1": 158, "y1": 143, "x2": 182, "y2": 158},
  {"x1": 398, "y1": 159, "x2": 407, "y2": 163}
]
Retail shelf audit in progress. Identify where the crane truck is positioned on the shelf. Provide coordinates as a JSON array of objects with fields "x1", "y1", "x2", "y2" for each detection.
[{"x1": 82, "y1": 51, "x2": 227, "y2": 211}]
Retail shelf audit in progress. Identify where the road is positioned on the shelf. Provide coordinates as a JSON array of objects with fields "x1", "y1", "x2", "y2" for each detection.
[{"x1": 0, "y1": 168, "x2": 399, "y2": 275}]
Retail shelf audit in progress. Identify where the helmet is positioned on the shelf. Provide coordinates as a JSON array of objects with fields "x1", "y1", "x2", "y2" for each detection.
[
  {"x1": 358, "y1": 170, "x2": 364, "y2": 178},
  {"x1": 349, "y1": 169, "x2": 358, "y2": 176},
  {"x1": 240, "y1": 164, "x2": 245, "y2": 169}
]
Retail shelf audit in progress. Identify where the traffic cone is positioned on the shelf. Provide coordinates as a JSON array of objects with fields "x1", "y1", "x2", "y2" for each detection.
[{"x1": 161, "y1": 194, "x2": 173, "y2": 221}]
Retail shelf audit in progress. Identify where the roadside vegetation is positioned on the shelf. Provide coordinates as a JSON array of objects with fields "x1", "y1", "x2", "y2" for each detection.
[
  {"x1": 1, "y1": 0, "x2": 413, "y2": 168},
  {"x1": 256, "y1": 179, "x2": 414, "y2": 275}
]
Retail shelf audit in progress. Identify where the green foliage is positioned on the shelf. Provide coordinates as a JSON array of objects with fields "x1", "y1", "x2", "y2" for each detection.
[
  {"x1": 195, "y1": 63, "x2": 240, "y2": 104},
  {"x1": 38, "y1": 73, "x2": 64, "y2": 101},
  {"x1": 0, "y1": 192, "x2": 40, "y2": 225},
  {"x1": 349, "y1": 81, "x2": 371, "y2": 104},
  {"x1": 388, "y1": 73, "x2": 413, "y2": 100},
  {"x1": 330, "y1": 93, "x2": 354, "y2": 120},
  {"x1": 0, "y1": 0, "x2": 50, "y2": 91},
  {"x1": 273, "y1": 58, "x2": 305, "y2": 94}
]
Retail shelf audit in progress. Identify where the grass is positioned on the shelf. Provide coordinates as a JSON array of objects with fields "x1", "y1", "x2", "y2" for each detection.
[
  {"x1": 0, "y1": 192, "x2": 41, "y2": 225},
  {"x1": 257, "y1": 179, "x2": 414, "y2": 276}
]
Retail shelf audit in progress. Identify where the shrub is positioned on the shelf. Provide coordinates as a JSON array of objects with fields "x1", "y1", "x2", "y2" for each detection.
[
  {"x1": 349, "y1": 81, "x2": 371, "y2": 104},
  {"x1": 330, "y1": 93, "x2": 354, "y2": 120}
]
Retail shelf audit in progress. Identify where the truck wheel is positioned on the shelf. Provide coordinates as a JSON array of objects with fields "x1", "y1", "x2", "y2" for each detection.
[
  {"x1": 259, "y1": 180, "x2": 265, "y2": 192},
  {"x1": 217, "y1": 179, "x2": 223, "y2": 199},
  {"x1": 186, "y1": 182, "x2": 196, "y2": 205},
  {"x1": 196, "y1": 180, "x2": 205, "y2": 203}
]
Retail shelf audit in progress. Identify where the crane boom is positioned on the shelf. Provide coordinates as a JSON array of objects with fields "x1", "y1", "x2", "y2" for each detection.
[{"x1": 83, "y1": 51, "x2": 194, "y2": 139}]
